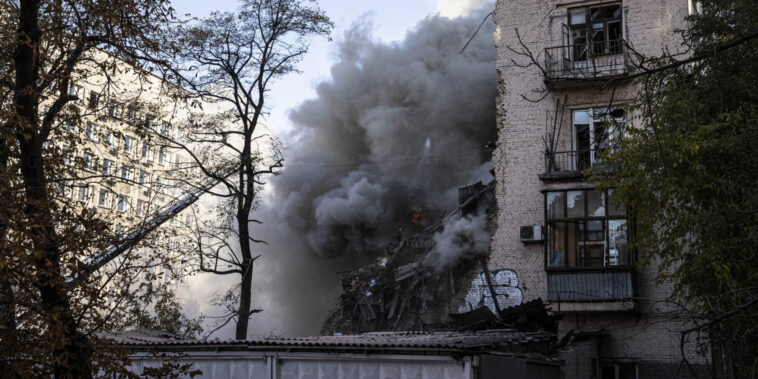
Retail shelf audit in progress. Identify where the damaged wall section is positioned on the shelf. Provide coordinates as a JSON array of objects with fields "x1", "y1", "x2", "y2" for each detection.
[{"x1": 322, "y1": 179, "x2": 532, "y2": 334}]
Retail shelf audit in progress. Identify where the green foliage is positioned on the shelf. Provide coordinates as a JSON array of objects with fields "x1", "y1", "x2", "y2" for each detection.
[
  {"x1": 593, "y1": 0, "x2": 758, "y2": 375},
  {"x1": 128, "y1": 287, "x2": 204, "y2": 340}
]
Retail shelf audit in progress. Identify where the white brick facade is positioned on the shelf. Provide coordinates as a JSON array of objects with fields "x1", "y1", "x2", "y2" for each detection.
[{"x1": 490, "y1": 0, "x2": 709, "y2": 376}]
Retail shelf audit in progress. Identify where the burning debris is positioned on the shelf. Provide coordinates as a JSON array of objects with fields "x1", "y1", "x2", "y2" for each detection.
[
  {"x1": 248, "y1": 6, "x2": 498, "y2": 336},
  {"x1": 322, "y1": 180, "x2": 497, "y2": 334}
]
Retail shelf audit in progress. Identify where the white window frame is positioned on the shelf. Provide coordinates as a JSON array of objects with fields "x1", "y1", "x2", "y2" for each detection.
[
  {"x1": 116, "y1": 195, "x2": 130, "y2": 212},
  {"x1": 82, "y1": 151, "x2": 94, "y2": 171},
  {"x1": 101, "y1": 159, "x2": 114, "y2": 176},
  {"x1": 572, "y1": 107, "x2": 624, "y2": 169},
  {"x1": 85, "y1": 122, "x2": 98, "y2": 142},
  {"x1": 98, "y1": 189, "x2": 112, "y2": 208},
  {"x1": 76, "y1": 185, "x2": 89, "y2": 203}
]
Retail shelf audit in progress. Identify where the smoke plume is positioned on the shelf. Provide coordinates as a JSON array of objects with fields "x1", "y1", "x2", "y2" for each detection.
[
  {"x1": 426, "y1": 214, "x2": 490, "y2": 272},
  {"x1": 247, "y1": 6, "x2": 497, "y2": 336}
]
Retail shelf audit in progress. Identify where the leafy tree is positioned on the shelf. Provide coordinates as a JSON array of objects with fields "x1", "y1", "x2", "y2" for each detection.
[
  {"x1": 0, "y1": 0, "x2": 198, "y2": 377},
  {"x1": 594, "y1": 1, "x2": 758, "y2": 376},
  {"x1": 157, "y1": 0, "x2": 333, "y2": 340},
  {"x1": 129, "y1": 288, "x2": 204, "y2": 339}
]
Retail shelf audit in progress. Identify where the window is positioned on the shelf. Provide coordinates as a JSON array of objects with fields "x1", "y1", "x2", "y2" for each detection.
[
  {"x1": 62, "y1": 145, "x2": 70, "y2": 164},
  {"x1": 65, "y1": 122, "x2": 75, "y2": 134},
  {"x1": 573, "y1": 108, "x2": 624, "y2": 171},
  {"x1": 161, "y1": 121, "x2": 169, "y2": 136},
  {"x1": 123, "y1": 136, "x2": 135, "y2": 154},
  {"x1": 82, "y1": 152, "x2": 93, "y2": 171},
  {"x1": 141, "y1": 142, "x2": 154, "y2": 161},
  {"x1": 76, "y1": 185, "x2": 89, "y2": 203},
  {"x1": 158, "y1": 147, "x2": 166, "y2": 165},
  {"x1": 98, "y1": 189, "x2": 111, "y2": 208},
  {"x1": 68, "y1": 84, "x2": 83, "y2": 100},
  {"x1": 126, "y1": 104, "x2": 137, "y2": 124},
  {"x1": 85, "y1": 122, "x2": 98, "y2": 141},
  {"x1": 116, "y1": 195, "x2": 129, "y2": 212},
  {"x1": 101, "y1": 159, "x2": 114, "y2": 176},
  {"x1": 175, "y1": 128, "x2": 184, "y2": 141},
  {"x1": 104, "y1": 130, "x2": 116, "y2": 147},
  {"x1": 107, "y1": 100, "x2": 118, "y2": 117},
  {"x1": 567, "y1": 4, "x2": 623, "y2": 61},
  {"x1": 155, "y1": 177, "x2": 163, "y2": 194},
  {"x1": 688, "y1": 0, "x2": 702, "y2": 15},
  {"x1": 136, "y1": 199, "x2": 146, "y2": 217},
  {"x1": 120, "y1": 165, "x2": 133, "y2": 181},
  {"x1": 88, "y1": 91, "x2": 100, "y2": 110},
  {"x1": 545, "y1": 189, "x2": 628, "y2": 268},
  {"x1": 145, "y1": 114, "x2": 155, "y2": 130},
  {"x1": 138, "y1": 170, "x2": 148, "y2": 186}
]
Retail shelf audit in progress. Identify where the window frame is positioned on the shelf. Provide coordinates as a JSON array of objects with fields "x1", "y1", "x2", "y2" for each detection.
[
  {"x1": 543, "y1": 187, "x2": 631, "y2": 271},
  {"x1": 571, "y1": 107, "x2": 625, "y2": 171},
  {"x1": 566, "y1": 3, "x2": 624, "y2": 61}
]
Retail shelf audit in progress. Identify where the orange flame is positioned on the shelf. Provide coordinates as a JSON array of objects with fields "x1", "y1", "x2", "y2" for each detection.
[{"x1": 411, "y1": 210, "x2": 427, "y2": 226}]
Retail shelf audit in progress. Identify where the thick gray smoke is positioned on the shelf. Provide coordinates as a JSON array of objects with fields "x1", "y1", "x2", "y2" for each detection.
[
  {"x1": 248, "y1": 7, "x2": 497, "y2": 337},
  {"x1": 426, "y1": 214, "x2": 490, "y2": 272}
]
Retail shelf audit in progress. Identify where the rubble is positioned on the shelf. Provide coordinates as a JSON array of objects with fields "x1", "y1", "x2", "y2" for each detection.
[{"x1": 322, "y1": 180, "x2": 501, "y2": 334}]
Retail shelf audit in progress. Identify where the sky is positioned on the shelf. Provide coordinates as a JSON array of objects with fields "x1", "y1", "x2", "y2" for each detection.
[
  {"x1": 172, "y1": 0, "x2": 491, "y2": 137},
  {"x1": 169, "y1": 0, "x2": 494, "y2": 338}
]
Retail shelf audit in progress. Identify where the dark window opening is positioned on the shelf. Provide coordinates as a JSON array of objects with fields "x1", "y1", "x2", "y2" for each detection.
[{"x1": 568, "y1": 4, "x2": 623, "y2": 62}]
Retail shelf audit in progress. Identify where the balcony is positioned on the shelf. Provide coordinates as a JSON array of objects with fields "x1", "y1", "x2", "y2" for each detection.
[
  {"x1": 541, "y1": 148, "x2": 616, "y2": 181},
  {"x1": 547, "y1": 267, "x2": 634, "y2": 311},
  {"x1": 544, "y1": 39, "x2": 631, "y2": 86}
]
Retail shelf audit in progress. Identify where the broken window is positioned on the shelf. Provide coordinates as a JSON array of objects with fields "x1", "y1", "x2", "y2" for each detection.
[
  {"x1": 572, "y1": 108, "x2": 624, "y2": 171},
  {"x1": 567, "y1": 4, "x2": 623, "y2": 61},
  {"x1": 545, "y1": 189, "x2": 628, "y2": 268}
]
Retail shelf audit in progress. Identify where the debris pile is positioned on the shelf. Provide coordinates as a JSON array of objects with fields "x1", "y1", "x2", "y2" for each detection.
[{"x1": 322, "y1": 181, "x2": 497, "y2": 334}]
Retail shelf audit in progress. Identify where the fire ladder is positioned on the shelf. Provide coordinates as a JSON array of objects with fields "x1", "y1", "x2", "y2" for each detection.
[{"x1": 79, "y1": 164, "x2": 237, "y2": 279}]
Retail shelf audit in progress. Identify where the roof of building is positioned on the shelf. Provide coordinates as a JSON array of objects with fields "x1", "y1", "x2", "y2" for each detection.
[{"x1": 106, "y1": 329, "x2": 554, "y2": 355}]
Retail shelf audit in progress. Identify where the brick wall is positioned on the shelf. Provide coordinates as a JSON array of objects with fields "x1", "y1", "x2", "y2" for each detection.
[{"x1": 489, "y1": 0, "x2": 709, "y2": 374}]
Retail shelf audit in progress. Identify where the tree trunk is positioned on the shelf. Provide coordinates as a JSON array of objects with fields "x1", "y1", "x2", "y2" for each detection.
[
  {"x1": 234, "y1": 207, "x2": 253, "y2": 340},
  {"x1": 14, "y1": 1, "x2": 93, "y2": 377}
]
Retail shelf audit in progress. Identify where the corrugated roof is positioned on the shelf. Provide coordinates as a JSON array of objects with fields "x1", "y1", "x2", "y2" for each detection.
[{"x1": 107, "y1": 329, "x2": 554, "y2": 354}]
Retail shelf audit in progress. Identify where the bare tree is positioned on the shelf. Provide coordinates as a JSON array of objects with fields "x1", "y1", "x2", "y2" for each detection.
[{"x1": 156, "y1": 0, "x2": 333, "y2": 339}]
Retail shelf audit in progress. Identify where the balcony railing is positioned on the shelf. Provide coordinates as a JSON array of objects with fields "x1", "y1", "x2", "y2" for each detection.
[
  {"x1": 544, "y1": 39, "x2": 630, "y2": 82},
  {"x1": 545, "y1": 148, "x2": 613, "y2": 174},
  {"x1": 547, "y1": 268, "x2": 633, "y2": 302}
]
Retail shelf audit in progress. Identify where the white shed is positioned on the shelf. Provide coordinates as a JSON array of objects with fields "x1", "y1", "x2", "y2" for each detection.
[{"x1": 112, "y1": 329, "x2": 561, "y2": 379}]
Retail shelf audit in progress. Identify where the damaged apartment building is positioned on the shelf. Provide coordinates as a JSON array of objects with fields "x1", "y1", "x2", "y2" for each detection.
[
  {"x1": 319, "y1": 1, "x2": 713, "y2": 378},
  {"x1": 490, "y1": 0, "x2": 710, "y2": 378}
]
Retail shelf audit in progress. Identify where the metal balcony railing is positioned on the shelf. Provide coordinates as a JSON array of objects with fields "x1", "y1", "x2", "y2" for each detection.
[
  {"x1": 545, "y1": 148, "x2": 611, "y2": 174},
  {"x1": 544, "y1": 39, "x2": 630, "y2": 81},
  {"x1": 547, "y1": 268, "x2": 633, "y2": 302}
]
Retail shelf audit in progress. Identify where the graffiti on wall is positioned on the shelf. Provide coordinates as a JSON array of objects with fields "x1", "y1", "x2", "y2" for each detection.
[{"x1": 458, "y1": 269, "x2": 523, "y2": 313}]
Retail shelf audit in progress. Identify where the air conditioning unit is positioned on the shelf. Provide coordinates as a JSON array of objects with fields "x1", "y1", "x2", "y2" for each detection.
[{"x1": 520, "y1": 225, "x2": 543, "y2": 243}]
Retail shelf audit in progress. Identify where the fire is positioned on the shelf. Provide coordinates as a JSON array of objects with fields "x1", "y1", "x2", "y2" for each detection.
[{"x1": 411, "y1": 209, "x2": 427, "y2": 226}]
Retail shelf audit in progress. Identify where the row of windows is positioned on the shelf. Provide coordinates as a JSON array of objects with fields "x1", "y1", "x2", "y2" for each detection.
[
  {"x1": 69, "y1": 182, "x2": 185, "y2": 216},
  {"x1": 67, "y1": 84, "x2": 183, "y2": 140},
  {"x1": 80, "y1": 122, "x2": 176, "y2": 165}
]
